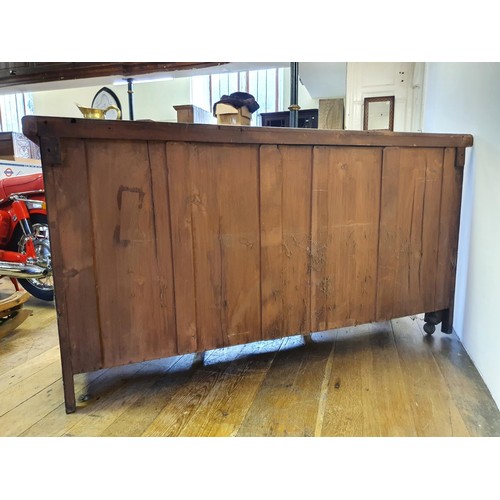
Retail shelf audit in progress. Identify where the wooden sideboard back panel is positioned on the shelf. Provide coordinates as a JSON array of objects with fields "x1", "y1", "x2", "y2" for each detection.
[
  {"x1": 23, "y1": 117, "x2": 472, "y2": 412},
  {"x1": 377, "y1": 147, "x2": 458, "y2": 320}
]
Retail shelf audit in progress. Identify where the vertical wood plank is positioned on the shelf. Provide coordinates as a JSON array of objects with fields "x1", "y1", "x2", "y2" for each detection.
[
  {"x1": 377, "y1": 148, "x2": 445, "y2": 320},
  {"x1": 168, "y1": 143, "x2": 261, "y2": 351},
  {"x1": 86, "y1": 140, "x2": 168, "y2": 366},
  {"x1": 435, "y1": 148, "x2": 462, "y2": 309},
  {"x1": 167, "y1": 142, "x2": 198, "y2": 354},
  {"x1": 260, "y1": 145, "x2": 283, "y2": 339},
  {"x1": 311, "y1": 146, "x2": 382, "y2": 331},
  {"x1": 186, "y1": 142, "x2": 225, "y2": 351},
  {"x1": 216, "y1": 145, "x2": 261, "y2": 347},
  {"x1": 148, "y1": 141, "x2": 178, "y2": 355},
  {"x1": 43, "y1": 139, "x2": 102, "y2": 374},
  {"x1": 260, "y1": 145, "x2": 312, "y2": 340},
  {"x1": 419, "y1": 150, "x2": 444, "y2": 312}
]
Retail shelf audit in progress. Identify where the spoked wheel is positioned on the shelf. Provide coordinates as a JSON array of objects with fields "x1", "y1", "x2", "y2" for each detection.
[{"x1": 8, "y1": 213, "x2": 54, "y2": 302}]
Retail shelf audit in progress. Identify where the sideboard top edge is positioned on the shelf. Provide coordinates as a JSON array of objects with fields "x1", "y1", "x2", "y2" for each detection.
[{"x1": 22, "y1": 115, "x2": 474, "y2": 149}]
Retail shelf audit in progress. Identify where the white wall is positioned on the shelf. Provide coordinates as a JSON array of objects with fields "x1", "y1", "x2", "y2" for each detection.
[
  {"x1": 32, "y1": 77, "x2": 194, "y2": 122},
  {"x1": 280, "y1": 68, "x2": 319, "y2": 112},
  {"x1": 31, "y1": 70, "x2": 319, "y2": 123},
  {"x1": 345, "y1": 62, "x2": 424, "y2": 131},
  {"x1": 423, "y1": 62, "x2": 500, "y2": 407},
  {"x1": 298, "y1": 62, "x2": 347, "y2": 99}
]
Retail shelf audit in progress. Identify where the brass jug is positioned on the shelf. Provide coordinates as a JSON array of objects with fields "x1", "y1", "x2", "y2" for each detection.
[{"x1": 76, "y1": 103, "x2": 121, "y2": 120}]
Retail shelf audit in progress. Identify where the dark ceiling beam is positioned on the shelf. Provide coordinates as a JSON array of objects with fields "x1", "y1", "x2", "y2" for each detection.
[{"x1": 0, "y1": 62, "x2": 226, "y2": 89}]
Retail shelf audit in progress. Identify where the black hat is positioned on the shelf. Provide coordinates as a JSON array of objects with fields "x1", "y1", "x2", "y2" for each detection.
[{"x1": 213, "y1": 92, "x2": 260, "y2": 116}]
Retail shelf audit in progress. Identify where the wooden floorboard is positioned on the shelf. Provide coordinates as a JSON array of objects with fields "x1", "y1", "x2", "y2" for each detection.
[
  {"x1": 236, "y1": 335, "x2": 333, "y2": 437},
  {"x1": 320, "y1": 322, "x2": 419, "y2": 437},
  {"x1": 410, "y1": 317, "x2": 500, "y2": 436},
  {"x1": 0, "y1": 280, "x2": 499, "y2": 437},
  {"x1": 390, "y1": 316, "x2": 470, "y2": 436},
  {"x1": 174, "y1": 338, "x2": 286, "y2": 437}
]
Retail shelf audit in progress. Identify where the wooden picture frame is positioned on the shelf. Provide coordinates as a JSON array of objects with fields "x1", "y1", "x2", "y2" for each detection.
[{"x1": 363, "y1": 96, "x2": 395, "y2": 131}]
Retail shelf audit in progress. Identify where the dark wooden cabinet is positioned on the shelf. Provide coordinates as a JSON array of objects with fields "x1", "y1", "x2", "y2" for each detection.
[
  {"x1": 23, "y1": 115, "x2": 472, "y2": 413},
  {"x1": 0, "y1": 132, "x2": 40, "y2": 160},
  {"x1": 260, "y1": 109, "x2": 318, "y2": 128}
]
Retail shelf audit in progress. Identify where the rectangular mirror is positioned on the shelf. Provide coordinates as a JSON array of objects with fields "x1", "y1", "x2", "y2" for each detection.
[{"x1": 363, "y1": 96, "x2": 395, "y2": 131}]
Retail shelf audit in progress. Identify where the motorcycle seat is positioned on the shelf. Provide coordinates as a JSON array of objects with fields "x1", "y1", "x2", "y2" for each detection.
[{"x1": 0, "y1": 173, "x2": 44, "y2": 201}]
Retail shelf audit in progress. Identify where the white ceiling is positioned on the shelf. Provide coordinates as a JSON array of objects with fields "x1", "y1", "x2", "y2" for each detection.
[{"x1": 299, "y1": 62, "x2": 347, "y2": 98}]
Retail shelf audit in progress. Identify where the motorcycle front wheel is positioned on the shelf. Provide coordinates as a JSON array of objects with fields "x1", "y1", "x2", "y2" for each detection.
[{"x1": 8, "y1": 213, "x2": 54, "y2": 302}]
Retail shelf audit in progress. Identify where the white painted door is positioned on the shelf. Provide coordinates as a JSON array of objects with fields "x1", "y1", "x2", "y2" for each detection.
[{"x1": 345, "y1": 62, "x2": 425, "y2": 132}]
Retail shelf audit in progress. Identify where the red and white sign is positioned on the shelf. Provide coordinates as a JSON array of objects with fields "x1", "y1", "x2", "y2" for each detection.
[{"x1": 0, "y1": 159, "x2": 42, "y2": 179}]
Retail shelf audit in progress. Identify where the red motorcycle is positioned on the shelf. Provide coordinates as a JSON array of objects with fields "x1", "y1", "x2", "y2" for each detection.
[{"x1": 0, "y1": 173, "x2": 53, "y2": 301}]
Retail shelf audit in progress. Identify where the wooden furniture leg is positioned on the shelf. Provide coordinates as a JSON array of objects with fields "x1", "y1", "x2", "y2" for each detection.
[
  {"x1": 193, "y1": 351, "x2": 205, "y2": 367},
  {"x1": 63, "y1": 375, "x2": 76, "y2": 414},
  {"x1": 423, "y1": 309, "x2": 454, "y2": 335},
  {"x1": 441, "y1": 308, "x2": 454, "y2": 334},
  {"x1": 303, "y1": 334, "x2": 314, "y2": 345}
]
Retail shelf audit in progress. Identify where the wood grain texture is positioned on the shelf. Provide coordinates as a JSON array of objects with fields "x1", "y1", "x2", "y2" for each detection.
[
  {"x1": 236, "y1": 335, "x2": 329, "y2": 437},
  {"x1": 377, "y1": 147, "x2": 445, "y2": 320},
  {"x1": 174, "y1": 104, "x2": 214, "y2": 124},
  {"x1": 148, "y1": 142, "x2": 178, "y2": 355},
  {"x1": 1, "y1": 287, "x2": 499, "y2": 437},
  {"x1": 42, "y1": 137, "x2": 102, "y2": 408},
  {"x1": 311, "y1": 146, "x2": 382, "y2": 331},
  {"x1": 59, "y1": 358, "x2": 183, "y2": 437},
  {"x1": 0, "y1": 308, "x2": 31, "y2": 340},
  {"x1": 436, "y1": 148, "x2": 464, "y2": 326},
  {"x1": 98, "y1": 356, "x2": 195, "y2": 437},
  {"x1": 260, "y1": 145, "x2": 312, "y2": 340},
  {"x1": 413, "y1": 316, "x2": 500, "y2": 436},
  {"x1": 166, "y1": 142, "x2": 198, "y2": 354},
  {"x1": 23, "y1": 116, "x2": 473, "y2": 149},
  {"x1": 0, "y1": 315, "x2": 58, "y2": 377},
  {"x1": 391, "y1": 316, "x2": 470, "y2": 437},
  {"x1": 319, "y1": 322, "x2": 418, "y2": 437},
  {"x1": 318, "y1": 98, "x2": 344, "y2": 130},
  {"x1": 20, "y1": 357, "x2": 189, "y2": 437},
  {"x1": 142, "y1": 365, "x2": 227, "y2": 437},
  {"x1": 168, "y1": 142, "x2": 261, "y2": 352},
  {"x1": 86, "y1": 140, "x2": 170, "y2": 367},
  {"x1": 176, "y1": 340, "x2": 285, "y2": 437},
  {"x1": 0, "y1": 62, "x2": 222, "y2": 89},
  {"x1": 26, "y1": 117, "x2": 473, "y2": 411}
]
